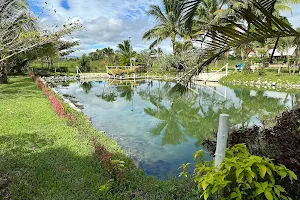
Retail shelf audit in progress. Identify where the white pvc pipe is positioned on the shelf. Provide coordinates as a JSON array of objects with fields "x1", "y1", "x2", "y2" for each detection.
[{"x1": 215, "y1": 114, "x2": 229, "y2": 170}]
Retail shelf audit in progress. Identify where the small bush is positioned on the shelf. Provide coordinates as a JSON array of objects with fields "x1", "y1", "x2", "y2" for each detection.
[
  {"x1": 243, "y1": 60, "x2": 252, "y2": 74},
  {"x1": 257, "y1": 64, "x2": 265, "y2": 76},
  {"x1": 181, "y1": 144, "x2": 297, "y2": 200}
]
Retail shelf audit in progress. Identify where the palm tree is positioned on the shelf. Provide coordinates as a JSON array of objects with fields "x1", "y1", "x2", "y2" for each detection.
[
  {"x1": 117, "y1": 40, "x2": 134, "y2": 66},
  {"x1": 177, "y1": 0, "x2": 300, "y2": 84},
  {"x1": 143, "y1": 0, "x2": 186, "y2": 54},
  {"x1": 192, "y1": 0, "x2": 227, "y2": 34},
  {"x1": 174, "y1": 41, "x2": 194, "y2": 55},
  {"x1": 103, "y1": 47, "x2": 114, "y2": 57}
]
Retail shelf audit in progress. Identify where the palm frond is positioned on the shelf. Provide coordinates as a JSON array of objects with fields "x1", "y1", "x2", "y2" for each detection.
[
  {"x1": 147, "y1": 5, "x2": 168, "y2": 24},
  {"x1": 274, "y1": 4, "x2": 292, "y2": 13},
  {"x1": 177, "y1": 0, "x2": 300, "y2": 85}
]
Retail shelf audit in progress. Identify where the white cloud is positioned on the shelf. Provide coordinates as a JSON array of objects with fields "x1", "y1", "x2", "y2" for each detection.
[
  {"x1": 29, "y1": 0, "x2": 170, "y2": 57},
  {"x1": 29, "y1": 0, "x2": 300, "y2": 57}
]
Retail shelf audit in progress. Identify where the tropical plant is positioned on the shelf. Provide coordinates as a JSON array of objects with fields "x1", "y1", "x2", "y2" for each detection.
[
  {"x1": 177, "y1": 0, "x2": 300, "y2": 85},
  {"x1": 180, "y1": 144, "x2": 297, "y2": 200},
  {"x1": 103, "y1": 47, "x2": 114, "y2": 57},
  {"x1": 174, "y1": 41, "x2": 194, "y2": 55},
  {"x1": 117, "y1": 40, "x2": 135, "y2": 66},
  {"x1": 136, "y1": 49, "x2": 152, "y2": 68},
  {"x1": 143, "y1": 0, "x2": 186, "y2": 54}
]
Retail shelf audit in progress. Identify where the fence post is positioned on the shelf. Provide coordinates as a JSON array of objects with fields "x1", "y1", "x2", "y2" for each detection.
[{"x1": 215, "y1": 114, "x2": 229, "y2": 170}]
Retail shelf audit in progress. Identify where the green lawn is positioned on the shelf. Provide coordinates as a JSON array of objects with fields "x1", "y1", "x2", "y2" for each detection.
[
  {"x1": 0, "y1": 77, "x2": 197, "y2": 200},
  {"x1": 0, "y1": 77, "x2": 107, "y2": 199},
  {"x1": 221, "y1": 71, "x2": 300, "y2": 85}
]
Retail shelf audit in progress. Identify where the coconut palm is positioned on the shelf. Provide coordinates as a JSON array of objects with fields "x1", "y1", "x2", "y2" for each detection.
[
  {"x1": 143, "y1": 0, "x2": 186, "y2": 54},
  {"x1": 174, "y1": 41, "x2": 194, "y2": 55},
  {"x1": 117, "y1": 40, "x2": 135, "y2": 66},
  {"x1": 103, "y1": 47, "x2": 114, "y2": 57},
  {"x1": 177, "y1": 0, "x2": 300, "y2": 85}
]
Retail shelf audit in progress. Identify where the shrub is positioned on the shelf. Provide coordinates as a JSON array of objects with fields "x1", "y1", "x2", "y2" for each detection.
[
  {"x1": 153, "y1": 51, "x2": 199, "y2": 72},
  {"x1": 257, "y1": 64, "x2": 265, "y2": 76},
  {"x1": 203, "y1": 108, "x2": 300, "y2": 199},
  {"x1": 243, "y1": 60, "x2": 252, "y2": 74},
  {"x1": 180, "y1": 144, "x2": 297, "y2": 200},
  {"x1": 108, "y1": 67, "x2": 138, "y2": 75}
]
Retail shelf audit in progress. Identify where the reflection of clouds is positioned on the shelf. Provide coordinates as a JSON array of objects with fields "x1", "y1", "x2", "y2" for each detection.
[
  {"x1": 55, "y1": 80, "x2": 297, "y2": 177},
  {"x1": 264, "y1": 91, "x2": 288, "y2": 99}
]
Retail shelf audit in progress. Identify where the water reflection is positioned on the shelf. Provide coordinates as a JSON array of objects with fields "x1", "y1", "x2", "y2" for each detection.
[
  {"x1": 55, "y1": 80, "x2": 298, "y2": 177},
  {"x1": 80, "y1": 82, "x2": 93, "y2": 94}
]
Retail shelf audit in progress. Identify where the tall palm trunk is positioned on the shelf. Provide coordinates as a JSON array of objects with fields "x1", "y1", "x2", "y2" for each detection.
[
  {"x1": 171, "y1": 34, "x2": 176, "y2": 55},
  {"x1": 0, "y1": 62, "x2": 8, "y2": 84}
]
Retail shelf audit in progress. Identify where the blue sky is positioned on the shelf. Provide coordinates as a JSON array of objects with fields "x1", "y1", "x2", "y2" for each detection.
[{"x1": 27, "y1": 0, "x2": 300, "y2": 57}]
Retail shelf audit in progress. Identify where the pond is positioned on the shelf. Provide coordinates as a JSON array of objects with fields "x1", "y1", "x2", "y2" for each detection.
[{"x1": 55, "y1": 80, "x2": 299, "y2": 178}]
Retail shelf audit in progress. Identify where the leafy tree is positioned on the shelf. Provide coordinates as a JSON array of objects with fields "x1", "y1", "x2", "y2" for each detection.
[
  {"x1": 0, "y1": 0, "x2": 81, "y2": 83},
  {"x1": 143, "y1": 0, "x2": 186, "y2": 54},
  {"x1": 79, "y1": 54, "x2": 91, "y2": 72}
]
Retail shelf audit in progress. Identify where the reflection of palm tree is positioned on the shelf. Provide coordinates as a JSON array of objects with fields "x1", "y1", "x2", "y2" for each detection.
[
  {"x1": 116, "y1": 85, "x2": 134, "y2": 101},
  {"x1": 97, "y1": 93, "x2": 118, "y2": 102},
  {"x1": 96, "y1": 81, "x2": 118, "y2": 102},
  {"x1": 80, "y1": 82, "x2": 93, "y2": 94},
  {"x1": 145, "y1": 100, "x2": 188, "y2": 145},
  {"x1": 232, "y1": 89, "x2": 287, "y2": 127}
]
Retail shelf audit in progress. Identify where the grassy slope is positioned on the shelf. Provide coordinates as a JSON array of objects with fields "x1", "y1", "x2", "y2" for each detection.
[
  {"x1": 0, "y1": 77, "x2": 106, "y2": 199},
  {"x1": 0, "y1": 77, "x2": 197, "y2": 200}
]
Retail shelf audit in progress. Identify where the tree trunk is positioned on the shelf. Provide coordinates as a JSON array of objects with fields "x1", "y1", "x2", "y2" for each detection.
[
  {"x1": 0, "y1": 62, "x2": 8, "y2": 84},
  {"x1": 270, "y1": 37, "x2": 279, "y2": 63},
  {"x1": 171, "y1": 35, "x2": 176, "y2": 55}
]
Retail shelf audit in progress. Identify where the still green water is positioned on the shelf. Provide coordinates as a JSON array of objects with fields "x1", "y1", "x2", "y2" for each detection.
[{"x1": 56, "y1": 80, "x2": 298, "y2": 178}]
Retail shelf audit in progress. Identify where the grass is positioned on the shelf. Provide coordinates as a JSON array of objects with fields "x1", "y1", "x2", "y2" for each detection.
[
  {"x1": 0, "y1": 77, "x2": 198, "y2": 200},
  {"x1": 208, "y1": 59, "x2": 242, "y2": 71},
  {"x1": 221, "y1": 70, "x2": 300, "y2": 85}
]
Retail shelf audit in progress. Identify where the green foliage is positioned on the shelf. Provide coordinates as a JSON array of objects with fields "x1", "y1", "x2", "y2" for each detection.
[
  {"x1": 117, "y1": 40, "x2": 136, "y2": 66},
  {"x1": 79, "y1": 54, "x2": 91, "y2": 72},
  {"x1": 257, "y1": 64, "x2": 265, "y2": 76},
  {"x1": 108, "y1": 67, "x2": 138, "y2": 75},
  {"x1": 181, "y1": 144, "x2": 297, "y2": 200},
  {"x1": 142, "y1": 0, "x2": 186, "y2": 53},
  {"x1": 243, "y1": 60, "x2": 252, "y2": 75},
  {"x1": 154, "y1": 51, "x2": 198, "y2": 71}
]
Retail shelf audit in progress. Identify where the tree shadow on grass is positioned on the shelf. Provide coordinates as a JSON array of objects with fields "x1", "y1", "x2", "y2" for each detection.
[
  {"x1": 0, "y1": 132, "x2": 106, "y2": 200},
  {"x1": 0, "y1": 77, "x2": 42, "y2": 99}
]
